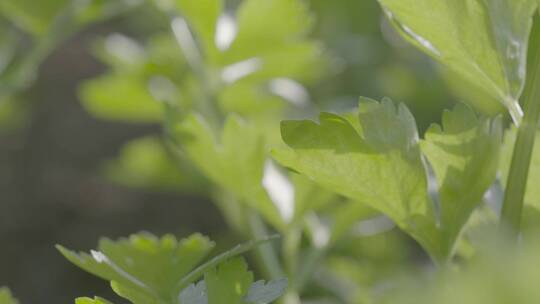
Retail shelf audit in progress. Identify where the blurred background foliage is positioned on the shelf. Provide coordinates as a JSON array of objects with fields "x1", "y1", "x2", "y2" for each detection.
[{"x1": 0, "y1": 0, "x2": 527, "y2": 303}]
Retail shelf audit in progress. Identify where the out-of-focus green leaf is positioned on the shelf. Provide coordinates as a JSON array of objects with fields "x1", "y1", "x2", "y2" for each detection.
[
  {"x1": 81, "y1": 0, "x2": 326, "y2": 129},
  {"x1": 378, "y1": 0, "x2": 538, "y2": 120},
  {"x1": 224, "y1": 0, "x2": 313, "y2": 62},
  {"x1": 0, "y1": 0, "x2": 70, "y2": 35},
  {"x1": 420, "y1": 104, "x2": 502, "y2": 257},
  {"x1": 291, "y1": 173, "x2": 337, "y2": 224},
  {"x1": 80, "y1": 33, "x2": 190, "y2": 123},
  {"x1": 273, "y1": 98, "x2": 441, "y2": 260},
  {"x1": 92, "y1": 34, "x2": 147, "y2": 72},
  {"x1": 75, "y1": 297, "x2": 114, "y2": 304},
  {"x1": 57, "y1": 233, "x2": 215, "y2": 303},
  {"x1": 219, "y1": 81, "x2": 284, "y2": 118},
  {"x1": 322, "y1": 232, "x2": 415, "y2": 303},
  {"x1": 0, "y1": 288, "x2": 18, "y2": 304},
  {"x1": 0, "y1": 98, "x2": 29, "y2": 132},
  {"x1": 205, "y1": 257, "x2": 253, "y2": 304},
  {"x1": 79, "y1": 74, "x2": 163, "y2": 123},
  {"x1": 220, "y1": 0, "x2": 324, "y2": 83},
  {"x1": 75, "y1": 0, "x2": 143, "y2": 25},
  {"x1": 172, "y1": 0, "x2": 325, "y2": 116},
  {"x1": 328, "y1": 201, "x2": 381, "y2": 243},
  {"x1": 381, "y1": 237, "x2": 540, "y2": 304},
  {"x1": 0, "y1": 22, "x2": 17, "y2": 75},
  {"x1": 176, "y1": 114, "x2": 284, "y2": 229},
  {"x1": 105, "y1": 136, "x2": 209, "y2": 194},
  {"x1": 175, "y1": 0, "x2": 222, "y2": 58}
]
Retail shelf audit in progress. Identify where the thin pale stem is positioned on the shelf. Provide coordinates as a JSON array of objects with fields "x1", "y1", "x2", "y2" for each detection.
[{"x1": 248, "y1": 211, "x2": 285, "y2": 280}]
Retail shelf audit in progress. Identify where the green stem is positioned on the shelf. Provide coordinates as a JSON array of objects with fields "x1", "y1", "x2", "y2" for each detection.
[
  {"x1": 281, "y1": 226, "x2": 302, "y2": 304},
  {"x1": 500, "y1": 43, "x2": 540, "y2": 236},
  {"x1": 282, "y1": 226, "x2": 301, "y2": 277},
  {"x1": 165, "y1": 10, "x2": 223, "y2": 130},
  {"x1": 295, "y1": 246, "x2": 326, "y2": 292},
  {"x1": 248, "y1": 211, "x2": 285, "y2": 280},
  {"x1": 174, "y1": 234, "x2": 280, "y2": 292}
]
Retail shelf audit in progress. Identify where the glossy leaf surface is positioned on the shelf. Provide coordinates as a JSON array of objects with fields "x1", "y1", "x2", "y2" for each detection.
[{"x1": 378, "y1": 0, "x2": 538, "y2": 121}]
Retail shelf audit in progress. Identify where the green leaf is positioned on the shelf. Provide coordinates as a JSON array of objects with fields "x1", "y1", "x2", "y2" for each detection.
[
  {"x1": 273, "y1": 98, "x2": 440, "y2": 260},
  {"x1": 110, "y1": 281, "x2": 159, "y2": 304},
  {"x1": 174, "y1": 0, "x2": 222, "y2": 58},
  {"x1": 58, "y1": 233, "x2": 215, "y2": 303},
  {"x1": 176, "y1": 114, "x2": 284, "y2": 229},
  {"x1": 0, "y1": 0, "x2": 70, "y2": 35},
  {"x1": 104, "y1": 136, "x2": 209, "y2": 194},
  {"x1": 75, "y1": 297, "x2": 114, "y2": 304},
  {"x1": 0, "y1": 287, "x2": 18, "y2": 304},
  {"x1": 224, "y1": 0, "x2": 313, "y2": 62},
  {"x1": 218, "y1": 81, "x2": 285, "y2": 118},
  {"x1": 420, "y1": 104, "x2": 502, "y2": 256},
  {"x1": 178, "y1": 278, "x2": 287, "y2": 304},
  {"x1": 0, "y1": 22, "x2": 17, "y2": 75},
  {"x1": 74, "y1": 0, "x2": 142, "y2": 25},
  {"x1": 176, "y1": 234, "x2": 279, "y2": 291},
  {"x1": 205, "y1": 257, "x2": 253, "y2": 304},
  {"x1": 378, "y1": 0, "x2": 538, "y2": 121},
  {"x1": 219, "y1": 0, "x2": 324, "y2": 82},
  {"x1": 0, "y1": 97, "x2": 29, "y2": 132},
  {"x1": 79, "y1": 74, "x2": 163, "y2": 123},
  {"x1": 291, "y1": 173, "x2": 338, "y2": 224},
  {"x1": 328, "y1": 200, "x2": 381, "y2": 243},
  {"x1": 60, "y1": 232, "x2": 279, "y2": 303}
]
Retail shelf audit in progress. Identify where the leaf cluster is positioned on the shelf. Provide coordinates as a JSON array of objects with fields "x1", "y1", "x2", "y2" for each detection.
[{"x1": 58, "y1": 233, "x2": 286, "y2": 304}]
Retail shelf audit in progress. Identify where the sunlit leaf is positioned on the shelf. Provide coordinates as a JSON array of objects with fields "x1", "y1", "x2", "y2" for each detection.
[
  {"x1": 58, "y1": 233, "x2": 215, "y2": 303},
  {"x1": 273, "y1": 98, "x2": 441, "y2": 260},
  {"x1": 378, "y1": 0, "x2": 538, "y2": 121},
  {"x1": 421, "y1": 104, "x2": 502, "y2": 257},
  {"x1": 175, "y1": 0, "x2": 222, "y2": 58},
  {"x1": 224, "y1": 0, "x2": 314, "y2": 62},
  {"x1": 220, "y1": 0, "x2": 324, "y2": 83}
]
